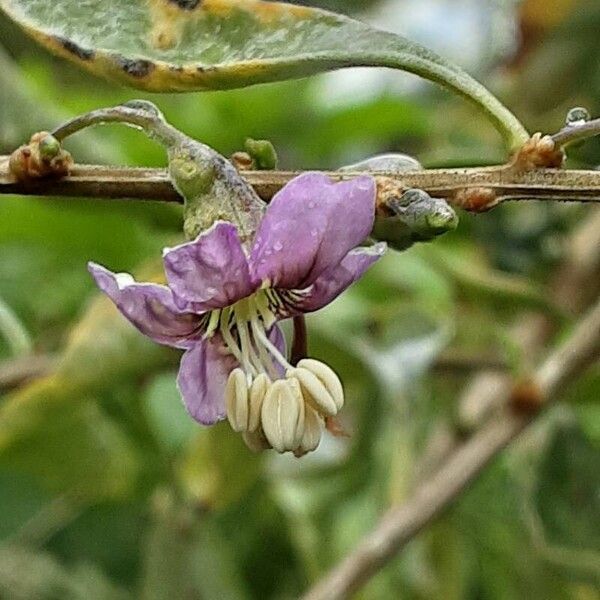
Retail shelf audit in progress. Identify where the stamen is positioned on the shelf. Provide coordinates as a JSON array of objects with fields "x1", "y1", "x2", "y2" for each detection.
[
  {"x1": 203, "y1": 308, "x2": 221, "y2": 339},
  {"x1": 219, "y1": 307, "x2": 247, "y2": 369},
  {"x1": 235, "y1": 310, "x2": 259, "y2": 378},
  {"x1": 250, "y1": 316, "x2": 293, "y2": 372}
]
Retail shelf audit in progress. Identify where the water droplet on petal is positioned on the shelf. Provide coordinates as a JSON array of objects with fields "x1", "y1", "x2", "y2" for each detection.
[
  {"x1": 308, "y1": 201, "x2": 316, "y2": 209},
  {"x1": 273, "y1": 241, "x2": 283, "y2": 252},
  {"x1": 206, "y1": 286, "x2": 218, "y2": 295},
  {"x1": 310, "y1": 229, "x2": 318, "y2": 237},
  {"x1": 566, "y1": 107, "x2": 591, "y2": 127}
]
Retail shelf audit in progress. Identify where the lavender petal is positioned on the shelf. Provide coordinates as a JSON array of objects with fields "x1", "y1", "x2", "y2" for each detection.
[
  {"x1": 296, "y1": 243, "x2": 386, "y2": 313},
  {"x1": 88, "y1": 262, "x2": 203, "y2": 349},
  {"x1": 164, "y1": 221, "x2": 256, "y2": 312},
  {"x1": 176, "y1": 336, "x2": 237, "y2": 425},
  {"x1": 250, "y1": 173, "x2": 376, "y2": 289}
]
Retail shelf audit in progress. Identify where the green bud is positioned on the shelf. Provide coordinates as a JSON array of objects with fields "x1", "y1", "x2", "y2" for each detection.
[
  {"x1": 38, "y1": 134, "x2": 61, "y2": 160},
  {"x1": 244, "y1": 138, "x2": 278, "y2": 170}
]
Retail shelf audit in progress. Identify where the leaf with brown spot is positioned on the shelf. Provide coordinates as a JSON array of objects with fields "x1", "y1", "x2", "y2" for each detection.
[{"x1": 0, "y1": 0, "x2": 528, "y2": 150}]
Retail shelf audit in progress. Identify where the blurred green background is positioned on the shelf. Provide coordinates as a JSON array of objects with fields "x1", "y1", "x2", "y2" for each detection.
[{"x1": 0, "y1": 1, "x2": 599, "y2": 598}]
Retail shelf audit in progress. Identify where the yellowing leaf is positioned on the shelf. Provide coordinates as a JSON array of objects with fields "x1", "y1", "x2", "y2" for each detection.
[{"x1": 0, "y1": 0, "x2": 528, "y2": 149}]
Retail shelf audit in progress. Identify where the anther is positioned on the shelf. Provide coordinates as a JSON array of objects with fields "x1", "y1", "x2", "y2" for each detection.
[
  {"x1": 260, "y1": 379, "x2": 305, "y2": 453},
  {"x1": 226, "y1": 368, "x2": 250, "y2": 432},
  {"x1": 249, "y1": 373, "x2": 270, "y2": 432},
  {"x1": 298, "y1": 359, "x2": 344, "y2": 412},
  {"x1": 287, "y1": 359, "x2": 344, "y2": 417},
  {"x1": 294, "y1": 405, "x2": 323, "y2": 457}
]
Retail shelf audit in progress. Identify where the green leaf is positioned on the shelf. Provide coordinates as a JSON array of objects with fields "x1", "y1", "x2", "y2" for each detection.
[
  {"x1": 0, "y1": 544, "x2": 131, "y2": 600},
  {"x1": 140, "y1": 493, "x2": 249, "y2": 600},
  {"x1": 0, "y1": 381, "x2": 139, "y2": 500},
  {"x1": 175, "y1": 422, "x2": 263, "y2": 511},
  {"x1": 0, "y1": 262, "x2": 176, "y2": 500},
  {"x1": 143, "y1": 373, "x2": 196, "y2": 453},
  {"x1": 0, "y1": 0, "x2": 528, "y2": 149}
]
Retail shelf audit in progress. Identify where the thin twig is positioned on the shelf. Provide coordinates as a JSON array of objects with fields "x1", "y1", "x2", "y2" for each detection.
[
  {"x1": 433, "y1": 350, "x2": 508, "y2": 373},
  {"x1": 2, "y1": 160, "x2": 600, "y2": 207},
  {"x1": 0, "y1": 355, "x2": 56, "y2": 392},
  {"x1": 552, "y1": 117, "x2": 600, "y2": 148},
  {"x1": 458, "y1": 208, "x2": 600, "y2": 430},
  {"x1": 302, "y1": 299, "x2": 600, "y2": 600},
  {"x1": 0, "y1": 297, "x2": 32, "y2": 357}
]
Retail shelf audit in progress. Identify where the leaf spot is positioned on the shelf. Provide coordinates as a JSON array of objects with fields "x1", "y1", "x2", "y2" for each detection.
[
  {"x1": 116, "y1": 57, "x2": 156, "y2": 78},
  {"x1": 167, "y1": 0, "x2": 202, "y2": 9},
  {"x1": 54, "y1": 36, "x2": 94, "y2": 61}
]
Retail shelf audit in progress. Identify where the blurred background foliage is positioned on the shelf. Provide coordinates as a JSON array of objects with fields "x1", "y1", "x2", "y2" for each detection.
[{"x1": 0, "y1": 0, "x2": 599, "y2": 598}]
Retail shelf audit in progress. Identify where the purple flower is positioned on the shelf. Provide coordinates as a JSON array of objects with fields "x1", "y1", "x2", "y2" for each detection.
[{"x1": 89, "y1": 173, "x2": 385, "y2": 454}]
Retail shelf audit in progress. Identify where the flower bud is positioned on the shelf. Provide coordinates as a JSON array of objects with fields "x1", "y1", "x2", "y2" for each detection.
[
  {"x1": 261, "y1": 379, "x2": 305, "y2": 453},
  {"x1": 288, "y1": 359, "x2": 344, "y2": 417}
]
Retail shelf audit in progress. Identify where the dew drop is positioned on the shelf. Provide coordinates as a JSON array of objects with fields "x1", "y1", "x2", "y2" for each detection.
[
  {"x1": 273, "y1": 241, "x2": 283, "y2": 252},
  {"x1": 565, "y1": 107, "x2": 591, "y2": 127},
  {"x1": 310, "y1": 229, "x2": 319, "y2": 237},
  {"x1": 308, "y1": 201, "x2": 316, "y2": 209},
  {"x1": 206, "y1": 286, "x2": 218, "y2": 295}
]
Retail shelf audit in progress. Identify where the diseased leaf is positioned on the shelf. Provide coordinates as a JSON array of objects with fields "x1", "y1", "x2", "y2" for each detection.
[{"x1": 0, "y1": 0, "x2": 528, "y2": 149}]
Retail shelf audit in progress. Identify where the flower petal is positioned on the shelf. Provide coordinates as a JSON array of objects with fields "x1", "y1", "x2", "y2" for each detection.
[
  {"x1": 163, "y1": 221, "x2": 256, "y2": 311},
  {"x1": 88, "y1": 262, "x2": 202, "y2": 349},
  {"x1": 250, "y1": 173, "x2": 376, "y2": 289},
  {"x1": 296, "y1": 243, "x2": 386, "y2": 313},
  {"x1": 177, "y1": 337, "x2": 237, "y2": 425}
]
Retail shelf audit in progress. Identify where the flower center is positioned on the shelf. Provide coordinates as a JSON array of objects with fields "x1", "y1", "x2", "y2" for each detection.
[{"x1": 202, "y1": 289, "x2": 293, "y2": 380}]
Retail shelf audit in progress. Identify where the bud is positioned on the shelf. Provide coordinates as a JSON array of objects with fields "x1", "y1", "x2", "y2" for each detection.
[
  {"x1": 38, "y1": 134, "x2": 61, "y2": 160},
  {"x1": 260, "y1": 379, "x2": 305, "y2": 453},
  {"x1": 288, "y1": 359, "x2": 344, "y2": 417},
  {"x1": 244, "y1": 138, "x2": 278, "y2": 170}
]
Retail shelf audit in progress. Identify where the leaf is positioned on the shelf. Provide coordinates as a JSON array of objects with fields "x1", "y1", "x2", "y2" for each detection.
[
  {"x1": 175, "y1": 422, "x2": 263, "y2": 511},
  {"x1": 0, "y1": 262, "x2": 175, "y2": 500},
  {"x1": 0, "y1": 380, "x2": 140, "y2": 500},
  {"x1": 143, "y1": 372, "x2": 196, "y2": 453},
  {"x1": 535, "y1": 423, "x2": 600, "y2": 552},
  {"x1": 0, "y1": 544, "x2": 131, "y2": 600},
  {"x1": 0, "y1": 0, "x2": 528, "y2": 149},
  {"x1": 140, "y1": 493, "x2": 249, "y2": 600}
]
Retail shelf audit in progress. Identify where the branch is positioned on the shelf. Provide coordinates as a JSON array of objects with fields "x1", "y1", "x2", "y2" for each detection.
[
  {"x1": 2, "y1": 159, "x2": 600, "y2": 208},
  {"x1": 302, "y1": 299, "x2": 600, "y2": 600}
]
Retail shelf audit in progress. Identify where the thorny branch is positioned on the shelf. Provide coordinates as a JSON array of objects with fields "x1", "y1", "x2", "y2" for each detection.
[
  {"x1": 302, "y1": 298, "x2": 600, "y2": 600},
  {"x1": 2, "y1": 160, "x2": 600, "y2": 209}
]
